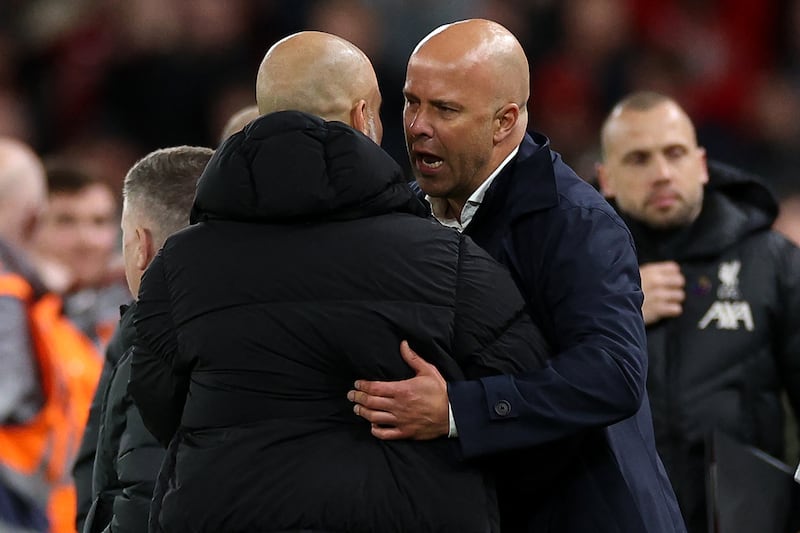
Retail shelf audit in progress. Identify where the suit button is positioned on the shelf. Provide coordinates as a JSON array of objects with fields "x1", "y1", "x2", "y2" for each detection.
[{"x1": 494, "y1": 400, "x2": 511, "y2": 416}]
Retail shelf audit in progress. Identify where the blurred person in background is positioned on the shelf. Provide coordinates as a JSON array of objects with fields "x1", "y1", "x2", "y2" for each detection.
[
  {"x1": 78, "y1": 145, "x2": 213, "y2": 533},
  {"x1": 217, "y1": 104, "x2": 259, "y2": 145},
  {"x1": 30, "y1": 163, "x2": 129, "y2": 350},
  {"x1": 0, "y1": 137, "x2": 101, "y2": 533},
  {"x1": 0, "y1": 137, "x2": 48, "y2": 532},
  {"x1": 3, "y1": 0, "x2": 794, "y2": 198},
  {"x1": 625, "y1": 0, "x2": 776, "y2": 167},
  {"x1": 775, "y1": 192, "x2": 800, "y2": 247},
  {"x1": 596, "y1": 91, "x2": 800, "y2": 533},
  {"x1": 98, "y1": 0, "x2": 258, "y2": 152},
  {"x1": 742, "y1": 72, "x2": 800, "y2": 209},
  {"x1": 530, "y1": 0, "x2": 636, "y2": 182}
]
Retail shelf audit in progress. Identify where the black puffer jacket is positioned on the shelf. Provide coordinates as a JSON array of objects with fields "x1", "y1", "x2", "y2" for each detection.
[
  {"x1": 81, "y1": 302, "x2": 163, "y2": 533},
  {"x1": 618, "y1": 161, "x2": 800, "y2": 533},
  {"x1": 74, "y1": 302, "x2": 133, "y2": 533},
  {"x1": 130, "y1": 111, "x2": 549, "y2": 533}
]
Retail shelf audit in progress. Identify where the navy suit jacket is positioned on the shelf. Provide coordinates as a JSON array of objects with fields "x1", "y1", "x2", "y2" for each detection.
[{"x1": 440, "y1": 133, "x2": 687, "y2": 532}]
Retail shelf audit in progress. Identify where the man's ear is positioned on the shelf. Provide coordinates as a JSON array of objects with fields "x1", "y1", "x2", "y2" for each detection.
[
  {"x1": 20, "y1": 208, "x2": 40, "y2": 242},
  {"x1": 698, "y1": 147, "x2": 710, "y2": 185},
  {"x1": 595, "y1": 162, "x2": 615, "y2": 198},
  {"x1": 350, "y1": 99, "x2": 369, "y2": 136},
  {"x1": 493, "y1": 103, "x2": 520, "y2": 144},
  {"x1": 135, "y1": 226, "x2": 156, "y2": 271}
]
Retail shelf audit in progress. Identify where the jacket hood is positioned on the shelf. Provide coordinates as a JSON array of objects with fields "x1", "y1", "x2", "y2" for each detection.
[
  {"x1": 705, "y1": 159, "x2": 778, "y2": 225},
  {"x1": 191, "y1": 110, "x2": 428, "y2": 224},
  {"x1": 620, "y1": 160, "x2": 779, "y2": 261}
]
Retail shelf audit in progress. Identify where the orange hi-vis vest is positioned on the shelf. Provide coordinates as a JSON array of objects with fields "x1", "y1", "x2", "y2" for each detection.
[{"x1": 0, "y1": 271, "x2": 102, "y2": 533}]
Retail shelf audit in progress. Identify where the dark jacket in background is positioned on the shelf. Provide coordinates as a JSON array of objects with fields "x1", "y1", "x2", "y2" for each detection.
[
  {"x1": 443, "y1": 133, "x2": 686, "y2": 532},
  {"x1": 618, "y1": 161, "x2": 800, "y2": 533},
  {"x1": 74, "y1": 305, "x2": 130, "y2": 533},
  {"x1": 81, "y1": 302, "x2": 163, "y2": 533},
  {"x1": 129, "y1": 111, "x2": 550, "y2": 533}
]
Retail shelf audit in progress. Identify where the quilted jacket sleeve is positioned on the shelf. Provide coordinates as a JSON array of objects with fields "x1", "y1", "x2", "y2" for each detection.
[
  {"x1": 129, "y1": 252, "x2": 189, "y2": 447},
  {"x1": 451, "y1": 234, "x2": 550, "y2": 378},
  {"x1": 104, "y1": 354, "x2": 164, "y2": 533}
]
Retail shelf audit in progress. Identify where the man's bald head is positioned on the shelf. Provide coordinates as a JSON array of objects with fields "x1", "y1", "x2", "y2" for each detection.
[
  {"x1": 219, "y1": 104, "x2": 260, "y2": 145},
  {"x1": 256, "y1": 31, "x2": 382, "y2": 142},
  {"x1": 412, "y1": 19, "x2": 530, "y2": 123},
  {"x1": 0, "y1": 138, "x2": 46, "y2": 247},
  {"x1": 402, "y1": 19, "x2": 529, "y2": 213}
]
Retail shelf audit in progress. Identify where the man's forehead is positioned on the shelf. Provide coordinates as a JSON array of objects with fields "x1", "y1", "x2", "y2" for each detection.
[
  {"x1": 609, "y1": 111, "x2": 695, "y2": 149},
  {"x1": 406, "y1": 54, "x2": 484, "y2": 91}
]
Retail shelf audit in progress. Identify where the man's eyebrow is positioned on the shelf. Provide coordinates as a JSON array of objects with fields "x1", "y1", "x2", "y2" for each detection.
[
  {"x1": 430, "y1": 99, "x2": 461, "y2": 108},
  {"x1": 662, "y1": 143, "x2": 689, "y2": 152},
  {"x1": 621, "y1": 149, "x2": 649, "y2": 162}
]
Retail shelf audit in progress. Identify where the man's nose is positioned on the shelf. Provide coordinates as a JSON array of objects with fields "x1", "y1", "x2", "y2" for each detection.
[
  {"x1": 407, "y1": 108, "x2": 432, "y2": 138},
  {"x1": 652, "y1": 154, "x2": 673, "y2": 182},
  {"x1": 77, "y1": 222, "x2": 110, "y2": 246}
]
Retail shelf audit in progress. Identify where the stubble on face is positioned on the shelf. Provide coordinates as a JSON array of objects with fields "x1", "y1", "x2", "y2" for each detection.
[
  {"x1": 638, "y1": 190, "x2": 703, "y2": 230},
  {"x1": 404, "y1": 20, "x2": 529, "y2": 218},
  {"x1": 403, "y1": 58, "x2": 497, "y2": 214},
  {"x1": 602, "y1": 103, "x2": 707, "y2": 230}
]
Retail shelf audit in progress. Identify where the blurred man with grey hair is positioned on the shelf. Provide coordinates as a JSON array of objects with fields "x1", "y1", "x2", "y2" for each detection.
[{"x1": 77, "y1": 145, "x2": 213, "y2": 533}]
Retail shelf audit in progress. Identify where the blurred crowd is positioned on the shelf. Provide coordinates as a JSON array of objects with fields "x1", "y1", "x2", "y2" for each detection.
[
  {"x1": 0, "y1": 0, "x2": 798, "y2": 198},
  {"x1": 1, "y1": 1, "x2": 800, "y2": 531},
  {"x1": 3, "y1": 0, "x2": 799, "y2": 359}
]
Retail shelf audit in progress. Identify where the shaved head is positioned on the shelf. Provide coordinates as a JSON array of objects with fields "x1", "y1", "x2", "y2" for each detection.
[
  {"x1": 256, "y1": 31, "x2": 382, "y2": 142},
  {"x1": 413, "y1": 19, "x2": 530, "y2": 120},
  {"x1": 596, "y1": 91, "x2": 708, "y2": 229},
  {"x1": 403, "y1": 19, "x2": 529, "y2": 215},
  {"x1": 0, "y1": 138, "x2": 46, "y2": 247},
  {"x1": 600, "y1": 91, "x2": 695, "y2": 160},
  {"x1": 219, "y1": 104, "x2": 260, "y2": 144}
]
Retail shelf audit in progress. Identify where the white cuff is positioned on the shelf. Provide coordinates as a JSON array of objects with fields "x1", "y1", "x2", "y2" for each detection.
[{"x1": 447, "y1": 401, "x2": 458, "y2": 438}]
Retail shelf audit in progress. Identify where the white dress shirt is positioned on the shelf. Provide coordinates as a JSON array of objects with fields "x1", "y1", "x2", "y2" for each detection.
[
  {"x1": 426, "y1": 147, "x2": 519, "y2": 231},
  {"x1": 424, "y1": 146, "x2": 520, "y2": 437}
]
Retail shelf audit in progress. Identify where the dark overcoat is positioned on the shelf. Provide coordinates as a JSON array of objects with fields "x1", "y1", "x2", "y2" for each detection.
[{"x1": 447, "y1": 133, "x2": 687, "y2": 533}]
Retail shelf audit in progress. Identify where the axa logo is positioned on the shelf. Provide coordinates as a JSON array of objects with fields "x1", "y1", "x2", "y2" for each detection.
[
  {"x1": 698, "y1": 301, "x2": 754, "y2": 331},
  {"x1": 698, "y1": 260, "x2": 754, "y2": 331}
]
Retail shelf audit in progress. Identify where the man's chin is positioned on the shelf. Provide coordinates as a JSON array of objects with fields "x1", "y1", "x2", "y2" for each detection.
[
  {"x1": 415, "y1": 174, "x2": 443, "y2": 195},
  {"x1": 644, "y1": 214, "x2": 692, "y2": 231}
]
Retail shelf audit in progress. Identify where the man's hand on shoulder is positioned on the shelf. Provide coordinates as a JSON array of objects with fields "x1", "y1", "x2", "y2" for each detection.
[
  {"x1": 347, "y1": 341, "x2": 449, "y2": 440},
  {"x1": 640, "y1": 261, "x2": 685, "y2": 325}
]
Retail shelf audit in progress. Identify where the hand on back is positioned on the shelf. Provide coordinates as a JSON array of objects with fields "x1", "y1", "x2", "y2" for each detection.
[{"x1": 347, "y1": 341, "x2": 450, "y2": 440}]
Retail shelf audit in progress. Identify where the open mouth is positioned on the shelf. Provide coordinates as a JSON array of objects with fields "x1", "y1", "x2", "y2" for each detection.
[{"x1": 418, "y1": 154, "x2": 443, "y2": 170}]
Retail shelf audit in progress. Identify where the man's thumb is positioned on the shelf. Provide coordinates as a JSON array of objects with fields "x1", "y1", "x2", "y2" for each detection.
[{"x1": 400, "y1": 340, "x2": 429, "y2": 374}]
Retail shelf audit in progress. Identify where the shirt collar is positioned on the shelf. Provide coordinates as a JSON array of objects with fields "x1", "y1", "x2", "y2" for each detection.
[{"x1": 427, "y1": 146, "x2": 519, "y2": 232}]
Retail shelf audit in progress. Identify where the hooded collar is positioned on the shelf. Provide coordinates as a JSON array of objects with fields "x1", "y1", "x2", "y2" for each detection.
[
  {"x1": 191, "y1": 111, "x2": 429, "y2": 225},
  {"x1": 618, "y1": 160, "x2": 778, "y2": 262}
]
